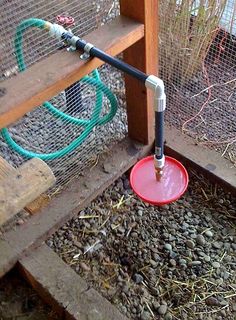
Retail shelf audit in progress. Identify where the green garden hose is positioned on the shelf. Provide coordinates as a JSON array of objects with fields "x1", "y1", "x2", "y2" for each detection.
[{"x1": 1, "y1": 18, "x2": 118, "y2": 160}]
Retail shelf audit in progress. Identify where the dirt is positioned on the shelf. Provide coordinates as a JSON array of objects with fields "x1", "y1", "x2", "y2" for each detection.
[{"x1": 0, "y1": 270, "x2": 60, "y2": 320}]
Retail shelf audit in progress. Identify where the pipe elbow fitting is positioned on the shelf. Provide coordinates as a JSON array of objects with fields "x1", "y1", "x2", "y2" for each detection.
[{"x1": 145, "y1": 75, "x2": 166, "y2": 112}]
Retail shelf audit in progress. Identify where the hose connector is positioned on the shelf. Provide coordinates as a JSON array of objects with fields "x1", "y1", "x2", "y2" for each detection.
[
  {"x1": 154, "y1": 155, "x2": 165, "y2": 180},
  {"x1": 47, "y1": 22, "x2": 67, "y2": 40}
]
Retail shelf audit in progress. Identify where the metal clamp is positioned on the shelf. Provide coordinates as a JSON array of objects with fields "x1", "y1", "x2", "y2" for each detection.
[{"x1": 80, "y1": 42, "x2": 94, "y2": 60}]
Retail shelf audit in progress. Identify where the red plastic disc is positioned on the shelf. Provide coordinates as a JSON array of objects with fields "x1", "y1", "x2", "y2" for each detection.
[{"x1": 130, "y1": 155, "x2": 189, "y2": 206}]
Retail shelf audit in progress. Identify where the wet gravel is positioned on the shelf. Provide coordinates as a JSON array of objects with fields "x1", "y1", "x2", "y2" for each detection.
[{"x1": 48, "y1": 170, "x2": 236, "y2": 320}]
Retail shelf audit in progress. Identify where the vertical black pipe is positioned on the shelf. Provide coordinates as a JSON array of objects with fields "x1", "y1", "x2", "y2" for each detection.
[{"x1": 155, "y1": 111, "x2": 164, "y2": 160}]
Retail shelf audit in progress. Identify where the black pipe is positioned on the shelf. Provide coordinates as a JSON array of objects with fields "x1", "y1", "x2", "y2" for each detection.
[
  {"x1": 155, "y1": 111, "x2": 164, "y2": 160},
  {"x1": 75, "y1": 39, "x2": 148, "y2": 84},
  {"x1": 65, "y1": 34, "x2": 165, "y2": 162}
]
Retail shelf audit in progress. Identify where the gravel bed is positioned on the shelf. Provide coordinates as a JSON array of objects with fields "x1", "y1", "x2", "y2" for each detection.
[{"x1": 48, "y1": 170, "x2": 236, "y2": 320}]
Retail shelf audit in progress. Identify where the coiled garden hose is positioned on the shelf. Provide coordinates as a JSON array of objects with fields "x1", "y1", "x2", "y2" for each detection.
[{"x1": 1, "y1": 18, "x2": 118, "y2": 160}]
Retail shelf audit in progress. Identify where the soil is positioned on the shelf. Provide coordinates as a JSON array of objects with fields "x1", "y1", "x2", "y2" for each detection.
[{"x1": 0, "y1": 270, "x2": 60, "y2": 320}]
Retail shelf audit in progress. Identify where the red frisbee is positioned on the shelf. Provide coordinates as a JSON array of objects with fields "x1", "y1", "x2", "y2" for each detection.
[{"x1": 130, "y1": 155, "x2": 189, "y2": 206}]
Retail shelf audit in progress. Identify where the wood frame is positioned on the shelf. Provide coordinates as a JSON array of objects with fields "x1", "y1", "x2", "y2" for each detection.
[
  {"x1": 0, "y1": 16, "x2": 144, "y2": 129},
  {"x1": 0, "y1": 0, "x2": 235, "y2": 318},
  {"x1": 18, "y1": 244, "x2": 128, "y2": 320},
  {"x1": 120, "y1": 0, "x2": 158, "y2": 145}
]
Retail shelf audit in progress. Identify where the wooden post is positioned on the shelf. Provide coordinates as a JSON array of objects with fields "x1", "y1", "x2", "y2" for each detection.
[{"x1": 120, "y1": 0, "x2": 158, "y2": 145}]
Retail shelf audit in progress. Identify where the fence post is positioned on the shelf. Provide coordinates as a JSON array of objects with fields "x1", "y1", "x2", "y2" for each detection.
[{"x1": 120, "y1": 0, "x2": 158, "y2": 145}]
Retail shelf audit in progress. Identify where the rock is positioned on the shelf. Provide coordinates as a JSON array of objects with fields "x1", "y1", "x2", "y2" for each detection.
[
  {"x1": 140, "y1": 311, "x2": 151, "y2": 320},
  {"x1": 205, "y1": 297, "x2": 220, "y2": 307},
  {"x1": 152, "y1": 301, "x2": 160, "y2": 311},
  {"x1": 164, "y1": 313, "x2": 173, "y2": 320},
  {"x1": 219, "y1": 299, "x2": 228, "y2": 306},
  {"x1": 232, "y1": 243, "x2": 236, "y2": 250},
  {"x1": 137, "y1": 210, "x2": 143, "y2": 216},
  {"x1": 103, "y1": 162, "x2": 113, "y2": 173},
  {"x1": 169, "y1": 259, "x2": 176, "y2": 267},
  {"x1": 185, "y1": 240, "x2": 195, "y2": 249},
  {"x1": 196, "y1": 234, "x2": 206, "y2": 246},
  {"x1": 189, "y1": 260, "x2": 202, "y2": 266},
  {"x1": 212, "y1": 241, "x2": 223, "y2": 249},
  {"x1": 123, "y1": 178, "x2": 130, "y2": 190},
  {"x1": 158, "y1": 304, "x2": 168, "y2": 315},
  {"x1": 219, "y1": 310, "x2": 227, "y2": 317},
  {"x1": 120, "y1": 306, "x2": 128, "y2": 315},
  {"x1": 223, "y1": 271, "x2": 230, "y2": 280},
  {"x1": 149, "y1": 287, "x2": 159, "y2": 296},
  {"x1": 179, "y1": 259, "x2": 187, "y2": 265},
  {"x1": 212, "y1": 261, "x2": 220, "y2": 269},
  {"x1": 164, "y1": 243, "x2": 172, "y2": 251},
  {"x1": 204, "y1": 255, "x2": 211, "y2": 262},
  {"x1": 16, "y1": 218, "x2": 25, "y2": 225},
  {"x1": 152, "y1": 253, "x2": 161, "y2": 262},
  {"x1": 169, "y1": 251, "x2": 178, "y2": 259},
  {"x1": 131, "y1": 232, "x2": 138, "y2": 238},
  {"x1": 80, "y1": 262, "x2": 91, "y2": 272},
  {"x1": 149, "y1": 259, "x2": 158, "y2": 267},
  {"x1": 224, "y1": 242, "x2": 231, "y2": 250},
  {"x1": 133, "y1": 273, "x2": 144, "y2": 284},
  {"x1": 205, "y1": 230, "x2": 213, "y2": 237}
]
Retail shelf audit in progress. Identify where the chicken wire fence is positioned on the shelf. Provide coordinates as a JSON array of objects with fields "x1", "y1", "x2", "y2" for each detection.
[
  {"x1": 159, "y1": 0, "x2": 236, "y2": 165},
  {"x1": 0, "y1": 0, "x2": 126, "y2": 192},
  {"x1": 0, "y1": 0, "x2": 119, "y2": 79},
  {"x1": 1, "y1": 0, "x2": 235, "y2": 196}
]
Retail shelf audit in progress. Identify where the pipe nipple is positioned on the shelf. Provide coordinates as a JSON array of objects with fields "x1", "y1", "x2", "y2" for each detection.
[
  {"x1": 154, "y1": 155, "x2": 165, "y2": 181},
  {"x1": 155, "y1": 167, "x2": 163, "y2": 181}
]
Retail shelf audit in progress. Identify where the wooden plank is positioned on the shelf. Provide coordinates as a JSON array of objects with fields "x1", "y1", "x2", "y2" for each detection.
[
  {"x1": 0, "y1": 16, "x2": 144, "y2": 129},
  {"x1": 120, "y1": 0, "x2": 158, "y2": 145},
  {"x1": 0, "y1": 158, "x2": 56, "y2": 226},
  {"x1": 164, "y1": 126, "x2": 236, "y2": 195},
  {"x1": 0, "y1": 156, "x2": 50, "y2": 216},
  {"x1": 18, "y1": 244, "x2": 128, "y2": 320},
  {"x1": 0, "y1": 137, "x2": 153, "y2": 277}
]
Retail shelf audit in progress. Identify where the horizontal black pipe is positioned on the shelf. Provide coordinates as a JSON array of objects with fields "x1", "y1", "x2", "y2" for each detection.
[
  {"x1": 75, "y1": 39, "x2": 148, "y2": 84},
  {"x1": 155, "y1": 111, "x2": 164, "y2": 160},
  {"x1": 62, "y1": 33, "x2": 165, "y2": 162}
]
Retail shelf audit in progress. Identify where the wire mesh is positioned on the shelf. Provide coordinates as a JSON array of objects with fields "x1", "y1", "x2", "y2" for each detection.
[
  {"x1": 159, "y1": 0, "x2": 236, "y2": 165},
  {"x1": 0, "y1": 0, "x2": 119, "y2": 80},
  {"x1": 0, "y1": 62, "x2": 127, "y2": 193},
  {"x1": 0, "y1": 0, "x2": 125, "y2": 193}
]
